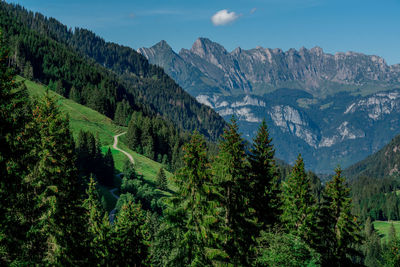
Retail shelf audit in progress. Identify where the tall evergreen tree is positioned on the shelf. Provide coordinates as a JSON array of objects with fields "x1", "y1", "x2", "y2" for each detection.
[
  {"x1": 83, "y1": 175, "x2": 111, "y2": 265},
  {"x1": 111, "y1": 201, "x2": 150, "y2": 265},
  {"x1": 114, "y1": 99, "x2": 132, "y2": 126},
  {"x1": 363, "y1": 217, "x2": 382, "y2": 267},
  {"x1": 24, "y1": 92, "x2": 86, "y2": 264},
  {"x1": 0, "y1": 31, "x2": 33, "y2": 265},
  {"x1": 382, "y1": 222, "x2": 400, "y2": 266},
  {"x1": 101, "y1": 147, "x2": 115, "y2": 186},
  {"x1": 320, "y1": 167, "x2": 362, "y2": 266},
  {"x1": 156, "y1": 167, "x2": 167, "y2": 191},
  {"x1": 248, "y1": 119, "x2": 281, "y2": 231},
  {"x1": 214, "y1": 117, "x2": 253, "y2": 265},
  {"x1": 164, "y1": 131, "x2": 225, "y2": 266},
  {"x1": 280, "y1": 155, "x2": 317, "y2": 243}
]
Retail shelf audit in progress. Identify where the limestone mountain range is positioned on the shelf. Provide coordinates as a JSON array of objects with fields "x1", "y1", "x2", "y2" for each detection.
[{"x1": 138, "y1": 38, "x2": 400, "y2": 173}]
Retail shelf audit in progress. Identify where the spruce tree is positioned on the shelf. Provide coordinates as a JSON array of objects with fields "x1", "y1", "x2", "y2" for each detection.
[
  {"x1": 68, "y1": 86, "x2": 81, "y2": 103},
  {"x1": 214, "y1": 117, "x2": 253, "y2": 265},
  {"x1": 111, "y1": 201, "x2": 150, "y2": 265},
  {"x1": 114, "y1": 99, "x2": 132, "y2": 126},
  {"x1": 248, "y1": 119, "x2": 281, "y2": 231},
  {"x1": 26, "y1": 92, "x2": 86, "y2": 265},
  {"x1": 280, "y1": 155, "x2": 317, "y2": 243},
  {"x1": 164, "y1": 131, "x2": 226, "y2": 266},
  {"x1": 102, "y1": 147, "x2": 115, "y2": 186},
  {"x1": 320, "y1": 167, "x2": 362, "y2": 265},
  {"x1": 83, "y1": 176, "x2": 112, "y2": 265},
  {"x1": 383, "y1": 222, "x2": 400, "y2": 266},
  {"x1": 363, "y1": 217, "x2": 382, "y2": 267},
  {"x1": 156, "y1": 167, "x2": 168, "y2": 191},
  {"x1": 0, "y1": 31, "x2": 33, "y2": 265}
]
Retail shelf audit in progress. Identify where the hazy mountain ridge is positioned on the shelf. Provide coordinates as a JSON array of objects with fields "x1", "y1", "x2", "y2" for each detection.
[
  {"x1": 139, "y1": 39, "x2": 400, "y2": 172},
  {"x1": 139, "y1": 38, "x2": 400, "y2": 97}
]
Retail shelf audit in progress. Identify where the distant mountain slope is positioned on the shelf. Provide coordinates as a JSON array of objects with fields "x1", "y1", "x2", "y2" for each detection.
[
  {"x1": 344, "y1": 134, "x2": 400, "y2": 180},
  {"x1": 0, "y1": 2, "x2": 226, "y2": 140},
  {"x1": 139, "y1": 38, "x2": 400, "y2": 173}
]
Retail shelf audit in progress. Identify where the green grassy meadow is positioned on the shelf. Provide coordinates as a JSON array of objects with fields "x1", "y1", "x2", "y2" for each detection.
[
  {"x1": 20, "y1": 76, "x2": 175, "y2": 210},
  {"x1": 373, "y1": 220, "x2": 400, "y2": 242}
]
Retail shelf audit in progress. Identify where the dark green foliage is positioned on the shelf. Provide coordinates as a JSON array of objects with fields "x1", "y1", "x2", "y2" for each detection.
[
  {"x1": 112, "y1": 201, "x2": 150, "y2": 265},
  {"x1": 280, "y1": 155, "x2": 317, "y2": 243},
  {"x1": 120, "y1": 175, "x2": 165, "y2": 214},
  {"x1": 83, "y1": 176, "x2": 112, "y2": 264},
  {"x1": 351, "y1": 175, "x2": 400, "y2": 221},
  {"x1": 255, "y1": 231, "x2": 321, "y2": 267},
  {"x1": 26, "y1": 93, "x2": 86, "y2": 264},
  {"x1": 103, "y1": 148, "x2": 115, "y2": 187},
  {"x1": 213, "y1": 117, "x2": 254, "y2": 265},
  {"x1": 164, "y1": 132, "x2": 226, "y2": 266},
  {"x1": 0, "y1": 30, "x2": 33, "y2": 265},
  {"x1": 156, "y1": 167, "x2": 167, "y2": 191},
  {"x1": 318, "y1": 168, "x2": 362, "y2": 265},
  {"x1": 344, "y1": 134, "x2": 400, "y2": 180},
  {"x1": 126, "y1": 111, "x2": 188, "y2": 171},
  {"x1": 363, "y1": 217, "x2": 383, "y2": 267},
  {"x1": 248, "y1": 119, "x2": 281, "y2": 230},
  {"x1": 382, "y1": 223, "x2": 400, "y2": 266},
  {"x1": 76, "y1": 130, "x2": 114, "y2": 186},
  {"x1": 68, "y1": 86, "x2": 81, "y2": 103},
  {"x1": 113, "y1": 99, "x2": 132, "y2": 126}
]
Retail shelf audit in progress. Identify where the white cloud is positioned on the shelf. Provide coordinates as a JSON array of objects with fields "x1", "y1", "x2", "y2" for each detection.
[
  {"x1": 250, "y1": 8, "x2": 257, "y2": 14},
  {"x1": 211, "y1": 9, "x2": 239, "y2": 26}
]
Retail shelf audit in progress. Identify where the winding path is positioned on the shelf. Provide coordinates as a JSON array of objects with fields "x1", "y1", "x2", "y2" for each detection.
[
  {"x1": 113, "y1": 132, "x2": 134, "y2": 164},
  {"x1": 109, "y1": 132, "x2": 135, "y2": 223}
]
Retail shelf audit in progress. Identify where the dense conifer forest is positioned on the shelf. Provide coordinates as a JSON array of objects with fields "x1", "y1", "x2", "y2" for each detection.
[{"x1": 1, "y1": 1, "x2": 400, "y2": 266}]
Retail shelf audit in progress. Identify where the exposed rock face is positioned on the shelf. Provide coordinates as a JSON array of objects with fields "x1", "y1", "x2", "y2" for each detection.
[
  {"x1": 344, "y1": 91, "x2": 400, "y2": 120},
  {"x1": 139, "y1": 38, "x2": 400, "y2": 97},
  {"x1": 139, "y1": 38, "x2": 400, "y2": 173}
]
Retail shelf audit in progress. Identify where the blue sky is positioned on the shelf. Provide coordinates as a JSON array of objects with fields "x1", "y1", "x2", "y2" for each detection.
[{"x1": 9, "y1": 0, "x2": 400, "y2": 64}]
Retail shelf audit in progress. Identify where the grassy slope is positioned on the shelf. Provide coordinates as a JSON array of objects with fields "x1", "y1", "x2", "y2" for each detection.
[
  {"x1": 373, "y1": 220, "x2": 400, "y2": 242},
  {"x1": 20, "y1": 76, "x2": 175, "y2": 208}
]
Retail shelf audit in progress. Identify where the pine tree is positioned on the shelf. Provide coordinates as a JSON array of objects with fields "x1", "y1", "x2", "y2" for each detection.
[
  {"x1": 114, "y1": 99, "x2": 132, "y2": 126},
  {"x1": 55, "y1": 79, "x2": 65, "y2": 96},
  {"x1": 363, "y1": 217, "x2": 382, "y2": 267},
  {"x1": 320, "y1": 167, "x2": 362, "y2": 265},
  {"x1": 280, "y1": 155, "x2": 317, "y2": 243},
  {"x1": 0, "y1": 30, "x2": 33, "y2": 265},
  {"x1": 248, "y1": 119, "x2": 281, "y2": 231},
  {"x1": 25, "y1": 92, "x2": 86, "y2": 264},
  {"x1": 83, "y1": 176, "x2": 112, "y2": 265},
  {"x1": 102, "y1": 147, "x2": 115, "y2": 186},
  {"x1": 156, "y1": 167, "x2": 168, "y2": 191},
  {"x1": 111, "y1": 201, "x2": 150, "y2": 265},
  {"x1": 68, "y1": 86, "x2": 81, "y2": 103},
  {"x1": 213, "y1": 117, "x2": 253, "y2": 265},
  {"x1": 382, "y1": 222, "x2": 400, "y2": 266},
  {"x1": 23, "y1": 61, "x2": 33, "y2": 79},
  {"x1": 165, "y1": 131, "x2": 226, "y2": 265},
  {"x1": 126, "y1": 115, "x2": 142, "y2": 152}
]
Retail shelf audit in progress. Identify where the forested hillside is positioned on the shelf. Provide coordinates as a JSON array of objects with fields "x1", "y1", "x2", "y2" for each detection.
[
  {"x1": 0, "y1": 2, "x2": 226, "y2": 140},
  {"x1": 2, "y1": 2, "x2": 400, "y2": 266},
  {"x1": 345, "y1": 134, "x2": 400, "y2": 180}
]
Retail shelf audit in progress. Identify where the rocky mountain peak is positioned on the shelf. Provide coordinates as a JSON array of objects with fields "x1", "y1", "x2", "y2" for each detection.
[
  {"x1": 153, "y1": 40, "x2": 172, "y2": 51},
  {"x1": 310, "y1": 46, "x2": 323, "y2": 56},
  {"x1": 190, "y1": 37, "x2": 228, "y2": 58}
]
